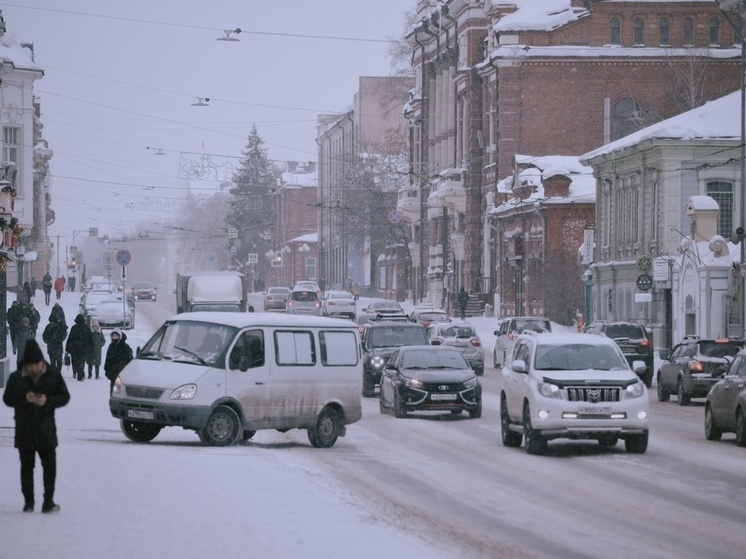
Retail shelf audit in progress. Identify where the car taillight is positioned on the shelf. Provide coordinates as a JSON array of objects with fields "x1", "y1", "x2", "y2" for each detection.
[
  {"x1": 689, "y1": 360, "x2": 704, "y2": 373},
  {"x1": 316, "y1": 302, "x2": 321, "y2": 308},
  {"x1": 639, "y1": 339, "x2": 650, "y2": 347},
  {"x1": 470, "y1": 338, "x2": 481, "y2": 347}
]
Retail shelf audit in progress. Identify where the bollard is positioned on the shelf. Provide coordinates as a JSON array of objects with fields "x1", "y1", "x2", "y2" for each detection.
[{"x1": 484, "y1": 303, "x2": 494, "y2": 318}]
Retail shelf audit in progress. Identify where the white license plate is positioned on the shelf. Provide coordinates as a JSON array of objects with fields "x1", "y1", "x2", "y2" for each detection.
[
  {"x1": 430, "y1": 393, "x2": 457, "y2": 401},
  {"x1": 127, "y1": 409, "x2": 154, "y2": 420},
  {"x1": 578, "y1": 406, "x2": 612, "y2": 415}
]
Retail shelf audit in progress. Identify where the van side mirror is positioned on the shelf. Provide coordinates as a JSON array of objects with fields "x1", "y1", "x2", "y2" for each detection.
[{"x1": 238, "y1": 356, "x2": 250, "y2": 372}]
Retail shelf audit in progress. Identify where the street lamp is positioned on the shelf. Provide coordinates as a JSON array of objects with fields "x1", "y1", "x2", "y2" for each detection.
[{"x1": 297, "y1": 243, "x2": 310, "y2": 282}]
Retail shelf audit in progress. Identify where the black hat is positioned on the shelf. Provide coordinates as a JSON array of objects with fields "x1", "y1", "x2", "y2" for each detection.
[{"x1": 22, "y1": 339, "x2": 45, "y2": 365}]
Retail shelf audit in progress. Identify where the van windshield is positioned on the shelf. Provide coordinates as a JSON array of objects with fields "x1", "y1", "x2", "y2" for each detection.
[{"x1": 139, "y1": 321, "x2": 238, "y2": 367}]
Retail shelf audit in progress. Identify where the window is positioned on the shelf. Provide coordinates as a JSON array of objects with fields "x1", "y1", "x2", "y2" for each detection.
[
  {"x1": 305, "y1": 256, "x2": 316, "y2": 281},
  {"x1": 610, "y1": 17, "x2": 621, "y2": 45},
  {"x1": 710, "y1": 17, "x2": 720, "y2": 45},
  {"x1": 319, "y1": 331, "x2": 358, "y2": 366},
  {"x1": 633, "y1": 18, "x2": 644, "y2": 45},
  {"x1": 3, "y1": 127, "x2": 18, "y2": 164},
  {"x1": 685, "y1": 296, "x2": 696, "y2": 336},
  {"x1": 613, "y1": 97, "x2": 640, "y2": 140},
  {"x1": 274, "y1": 331, "x2": 315, "y2": 366},
  {"x1": 683, "y1": 17, "x2": 694, "y2": 46},
  {"x1": 660, "y1": 17, "x2": 670, "y2": 46},
  {"x1": 229, "y1": 329, "x2": 265, "y2": 369},
  {"x1": 706, "y1": 181, "x2": 734, "y2": 237}
]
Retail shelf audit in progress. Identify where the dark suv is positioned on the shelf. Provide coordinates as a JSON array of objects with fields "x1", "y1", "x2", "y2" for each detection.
[
  {"x1": 360, "y1": 321, "x2": 428, "y2": 397},
  {"x1": 584, "y1": 321, "x2": 654, "y2": 387},
  {"x1": 658, "y1": 337, "x2": 745, "y2": 405}
]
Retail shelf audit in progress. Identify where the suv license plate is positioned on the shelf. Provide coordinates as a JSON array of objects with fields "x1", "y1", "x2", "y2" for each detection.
[
  {"x1": 430, "y1": 393, "x2": 457, "y2": 401},
  {"x1": 127, "y1": 410, "x2": 154, "y2": 420},
  {"x1": 578, "y1": 406, "x2": 611, "y2": 415}
]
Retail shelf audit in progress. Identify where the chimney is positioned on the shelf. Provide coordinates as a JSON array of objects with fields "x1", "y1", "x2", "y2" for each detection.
[{"x1": 686, "y1": 195, "x2": 719, "y2": 242}]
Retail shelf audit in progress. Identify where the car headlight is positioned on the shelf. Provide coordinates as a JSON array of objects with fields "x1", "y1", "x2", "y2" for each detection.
[
  {"x1": 369, "y1": 356, "x2": 385, "y2": 369},
  {"x1": 625, "y1": 382, "x2": 644, "y2": 399},
  {"x1": 405, "y1": 377, "x2": 423, "y2": 389},
  {"x1": 463, "y1": 377, "x2": 479, "y2": 389},
  {"x1": 538, "y1": 382, "x2": 561, "y2": 398},
  {"x1": 170, "y1": 384, "x2": 197, "y2": 400}
]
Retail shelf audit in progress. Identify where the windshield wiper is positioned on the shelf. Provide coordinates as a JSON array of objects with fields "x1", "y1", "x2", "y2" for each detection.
[
  {"x1": 174, "y1": 346, "x2": 207, "y2": 365},
  {"x1": 138, "y1": 350, "x2": 171, "y2": 361}
]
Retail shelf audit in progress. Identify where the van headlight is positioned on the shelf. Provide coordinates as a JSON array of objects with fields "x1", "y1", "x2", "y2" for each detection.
[
  {"x1": 625, "y1": 382, "x2": 644, "y2": 399},
  {"x1": 369, "y1": 356, "x2": 385, "y2": 369},
  {"x1": 112, "y1": 377, "x2": 123, "y2": 395},
  {"x1": 170, "y1": 384, "x2": 197, "y2": 400},
  {"x1": 538, "y1": 382, "x2": 561, "y2": 398}
]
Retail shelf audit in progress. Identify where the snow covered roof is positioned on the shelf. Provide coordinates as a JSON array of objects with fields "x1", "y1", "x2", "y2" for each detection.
[
  {"x1": 581, "y1": 90, "x2": 741, "y2": 161},
  {"x1": 289, "y1": 232, "x2": 317, "y2": 244},
  {"x1": 493, "y1": 0, "x2": 589, "y2": 33},
  {"x1": 281, "y1": 170, "x2": 317, "y2": 188},
  {"x1": 0, "y1": 42, "x2": 43, "y2": 73},
  {"x1": 687, "y1": 195, "x2": 720, "y2": 212},
  {"x1": 492, "y1": 45, "x2": 740, "y2": 61}
]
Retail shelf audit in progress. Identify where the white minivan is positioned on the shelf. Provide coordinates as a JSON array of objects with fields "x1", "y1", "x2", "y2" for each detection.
[{"x1": 109, "y1": 312, "x2": 362, "y2": 447}]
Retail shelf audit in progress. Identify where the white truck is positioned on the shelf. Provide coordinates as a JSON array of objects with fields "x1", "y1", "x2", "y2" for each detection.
[{"x1": 176, "y1": 271, "x2": 247, "y2": 313}]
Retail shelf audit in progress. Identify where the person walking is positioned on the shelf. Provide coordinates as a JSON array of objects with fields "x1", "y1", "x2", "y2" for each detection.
[
  {"x1": 3, "y1": 339, "x2": 70, "y2": 513},
  {"x1": 7, "y1": 300, "x2": 22, "y2": 355},
  {"x1": 42, "y1": 272, "x2": 53, "y2": 306},
  {"x1": 104, "y1": 329, "x2": 133, "y2": 395},
  {"x1": 457, "y1": 287, "x2": 469, "y2": 321},
  {"x1": 23, "y1": 281, "x2": 33, "y2": 304},
  {"x1": 68, "y1": 276, "x2": 76, "y2": 292},
  {"x1": 50, "y1": 302, "x2": 67, "y2": 331},
  {"x1": 352, "y1": 282, "x2": 361, "y2": 302},
  {"x1": 65, "y1": 314, "x2": 91, "y2": 382},
  {"x1": 42, "y1": 316, "x2": 66, "y2": 372},
  {"x1": 16, "y1": 317, "x2": 35, "y2": 367},
  {"x1": 30, "y1": 277, "x2": 38, "y2": 301},
  {"x1": 87, "y1": 320, "x2": 106, "y2": 380},
  {"x1": 27, "y1": 302, "x2": 41, "y2": 338},
  {"x1": 53, "y1": 276, "x2": 65, "y2": 300}
]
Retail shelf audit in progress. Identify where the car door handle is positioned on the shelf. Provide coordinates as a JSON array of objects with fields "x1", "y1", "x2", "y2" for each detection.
[{"x1": 255, "y1": 382, "x2": 264, "y2": 385}]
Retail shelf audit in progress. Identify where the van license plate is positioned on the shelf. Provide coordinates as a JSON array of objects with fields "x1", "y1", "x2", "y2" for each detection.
[
  {"x1": 430, "y1": 393, "x2": 457, "y2": 401},
  {"x1": 578, "y1": 407, "x2": 611, "y2": 415},
  {"x1": 127, "y1": 410, "x2": 154, "y2": 420}
]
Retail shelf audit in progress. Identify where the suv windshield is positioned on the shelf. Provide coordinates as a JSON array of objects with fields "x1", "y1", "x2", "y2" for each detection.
[
  {"x1": 534, "y1": 343, "x2": 628, "y2": 371},
  {"x1": 369, "y1": 326, "x2": 427, "y2": 348},
  {"x1": 604, "y1": 324, "x2": 646, "y2": 339},
  {"x1": 698, "y1": 340, "x2": 744, "y2": 358}
]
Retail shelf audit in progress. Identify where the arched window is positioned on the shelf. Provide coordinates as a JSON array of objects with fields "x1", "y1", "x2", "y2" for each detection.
[
  {"x1": 706, "y1": 181, "x2": 734, "y2": 237},
  {"x1": 660, "y1": 17, "x2": 670, "y2": 46},
  {"x1": 633, "y1": 17, "x2": 644, "y2": 45},
  {"x1": 613, "y1": 97, "x2": 640, "y2": 140},
  {"x1": 683, "y1": 17, "x2": 694, "y2": 46},
  {"x1": 710, "y1": 17, "x2": 720, "y2": 45},
  {"x1": 610, "y1": 17, "x2": 621, "y2": 45}
]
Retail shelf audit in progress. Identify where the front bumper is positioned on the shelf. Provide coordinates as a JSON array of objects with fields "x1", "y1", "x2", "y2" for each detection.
[
  {"x1": 528, "y1": 398, "x2": 649, "y2": 440},
  {"x1": 110, "y1": 398, "x2": 212, "y2": 429},
  {"x1": 397, "y1": 384, "x2": 482, "y2": 413}
]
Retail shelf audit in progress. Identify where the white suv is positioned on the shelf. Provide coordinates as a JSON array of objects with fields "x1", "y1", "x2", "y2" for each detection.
[{"x1": 500, "y1": 332, "x2": 649, "y2": 454}]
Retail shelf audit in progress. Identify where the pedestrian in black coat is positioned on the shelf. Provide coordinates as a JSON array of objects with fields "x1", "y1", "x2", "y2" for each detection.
[
  {"x1": 16, "y1": 317, "x2": 35, "y2": 368},
  {"x1": 65, "y1": 314, "x2": 92, "y2": 382},
  {"x1": 457, "y1": 287, "x2": 469, "y2": 320},
  {"x1": 3, "y1": 339, "x2": 70, "y2": 513},
  {"x1": 87, "y1": 320, "x2": 106, "y2": 380},
  {"x1": 42, "y1": 317, "x2": 67, "y2": 371},
  {"x1": 104, "y1": 329, "x2": 133, "y2": 395},
  {"x1": 27, "y1": 302, "x2": 41, "y2": 337},
  {"x1": 7, "y1": 300, "x2": 22, "y2": 355},
  {"x1": 50, "y1": 303, "x2": 67, "y2": 330},
  {"x1": 42, "y1": 273, "x2": 53, "y2": 306}
]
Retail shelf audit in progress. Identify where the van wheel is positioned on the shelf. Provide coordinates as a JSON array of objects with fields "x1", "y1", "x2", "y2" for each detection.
[
  {"x1": 121, "y1": 420, "x2": 161, "y2": 443},
  {"x1": 201, "y1": 405, "x2": 242, "y2": 447},
  {"x1": 307, "y1": 407, "x2": 341, "y2": 448}
]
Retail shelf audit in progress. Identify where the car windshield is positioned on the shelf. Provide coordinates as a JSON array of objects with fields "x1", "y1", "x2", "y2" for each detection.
[
  {"x1": 419, "y1": 312, "x2": 448, "y2": 321},
  {"x1": 604, "y1": 324, "x2": 646, "y2": 340},
  {"x1": 140, "y1": 320, "x2": 238, "y2": 367},
  {"x1": 698, "y1": 340, "x2": 744, "y2": 358},
  {"x1": 331, "y1": 293, "x2": 354, "y2": 300},
  {"x1": 513, "y1": 319, "x2": 551, "y2": 333},
  {"x1": 134, "y1": 283, "x2": 153, "y2": 289},
  {"x1": 534, "y1": 343, "x2": 628, "y2": 371},
  {"x1": 291, "y1": 291, "x2": 318, "y2": 302},
  {"x1": 369, "y1": 327, "x2": 427, "y2": 348},
  {"x1": 370, "y1": 301, "x2": 402, "y2": 311},
  {"x1": 440, "y1": 325, "x2": 475, "y2": 338},
  {"x1": 401, "y1": 348, "x2": 469, "y2": 370}
]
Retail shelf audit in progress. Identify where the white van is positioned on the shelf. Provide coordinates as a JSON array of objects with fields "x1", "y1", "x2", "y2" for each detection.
[{"x1": 109, "y1": 312, "x2": 362, "y2": 447}]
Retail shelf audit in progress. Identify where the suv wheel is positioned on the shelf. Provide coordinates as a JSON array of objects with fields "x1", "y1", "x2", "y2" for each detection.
[
  {"x1": 523, "y1": 403, "x2": 547, "y2": 455},
  {"x1": 704, "y1": 404, "x2": 722, "y2": 441},
  {"x1": 736, "y1": 408, "x2": 746, "y2": 447},
  {"x1": 500, "y1": 396, "x2": 522, "y2": 448},
  {"x1": 624, "y1": 431, "x2": 648, "y2": 454},
  {"x1": 677, "y1": 380, "x2": 691, "y2": 406},
  {"x1": 657, "y1": 375, "x2": 670, "y2": 402}
]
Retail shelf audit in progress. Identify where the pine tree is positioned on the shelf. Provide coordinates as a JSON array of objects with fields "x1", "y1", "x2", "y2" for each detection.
[{"x1": 226, "y1": 124, "x2": 276, "y2": 286}]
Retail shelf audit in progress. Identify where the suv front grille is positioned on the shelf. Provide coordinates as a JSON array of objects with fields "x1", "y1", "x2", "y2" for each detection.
[{"x1": 566, "y1": 386, "x2": 620, "y2": 402}]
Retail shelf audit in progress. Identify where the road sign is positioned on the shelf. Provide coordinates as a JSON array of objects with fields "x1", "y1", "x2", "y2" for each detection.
[
  {"x1": 636, "y1": 274, "x2": 653, "y2": 291},
  {"x1": 388, "y1": 209, "x2": 402, "y2": 224},
  {"x1": 228, "y1": 227, "x2": 238, "y2": 239},
  {"x1": 115, "y1": 249, "x2": 132, "y2": 266},
  {"x1": 637, "y1": 256, "x2": 652, "y2": 271},
  {"x1": 247, "y1": 253, "x2": 258, "y2": 264}
]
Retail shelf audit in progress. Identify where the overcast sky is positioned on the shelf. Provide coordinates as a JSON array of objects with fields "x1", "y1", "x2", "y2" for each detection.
[{"x1": 3, "y1": 1, "x2": 412, "y2": 246}]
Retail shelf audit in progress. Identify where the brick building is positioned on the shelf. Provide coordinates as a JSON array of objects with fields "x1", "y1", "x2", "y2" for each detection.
[{"x1": 402, "y1": 0, "x2": 741, "y2": 317}]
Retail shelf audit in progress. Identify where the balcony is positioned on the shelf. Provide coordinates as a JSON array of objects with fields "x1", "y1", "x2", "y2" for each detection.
[
  {"x1": 396, "y1": 188, "x2": 420, "y2": 222},
  {"x1": 426, "y1": 168, "x2": 466, "y2": 215}
]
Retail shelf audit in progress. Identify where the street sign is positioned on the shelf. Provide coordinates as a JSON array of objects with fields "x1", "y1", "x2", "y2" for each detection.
[
  {"x1": 636, "y1": 256, "x2": 652, "y2": 271},
  {"x1": 636, "y1": 274, "x2": 653, "y2": 291},
  {"x1": 388, "y1": 209, "x2": 402, "y2": 224},
  {"x1": 635, "y1": 292, "x2": 652, "y2": 303},
  {"x1": 247, "y1": 253, "x2": 258, "y2": 264},
  {"x1": 653, "y1": 258, "x2": 670, "y2": 282},
  {"x1": 228, "y1": 227, "x2": 238, "y2": 239},
  {"x1": 115, "y1": 249, "x2": 132, "y2": 266}
]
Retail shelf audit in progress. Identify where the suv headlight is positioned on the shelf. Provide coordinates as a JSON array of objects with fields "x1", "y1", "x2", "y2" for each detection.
[
  {"x1": 170, "y1": 384, "x2": 197, "y2": 400},
  {"x1": 369, "y1": 356, "x2": 385, "y2": 369},
  {"x1": 538, "y1": 382, "x2": 561, "y2": 398},
  {"x1": 625, "y1": 382, "x2": 644, "y2": 399}
]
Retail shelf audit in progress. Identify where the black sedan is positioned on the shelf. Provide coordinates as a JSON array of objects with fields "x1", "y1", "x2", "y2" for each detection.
[
  {"x1": 379, "y1": 345, "x2": 482, "y2": 419},
  {"x1": 705, "y1": 348, "x2": 746, "y2": 446}
]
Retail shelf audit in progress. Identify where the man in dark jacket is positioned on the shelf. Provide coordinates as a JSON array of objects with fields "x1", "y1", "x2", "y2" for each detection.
[
  {"x1": 457, "y1": 287, "x2": 469, "y2": 320},
  {"x1": 7, "y1": 300, "x2": 22, "y2": 355},
  {"x1": 27, "y1": 302, "x2": 41, "y2": 337},
  {"x1": 65, "y1": 314, "x2": 92, "y2": 382},
  {"x1": 43, "y1": 317, "x2": 67, "y2": 371},
  {"x1": 42, "y1": 273, "x2": 53, "y2": 305},
  {"x1": 3, "y1": 339, "x2": 70, "y2": 513},
  {"x1": 104, "y1": 329, "x2": 133, "y2": 395}
]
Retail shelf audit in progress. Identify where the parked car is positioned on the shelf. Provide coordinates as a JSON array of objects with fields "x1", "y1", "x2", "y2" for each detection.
[
  {"x1": 705, "y1": 347, "x2": 746, "y2": 446},
  {"x1": 286, "y1": 288, "x2": 322, "y2": 316},
  {"x1": 409, "y1": 308, "x2": 451, "y2": 328},
  {"x1": 426, "y1": 322, "x2": 484, "y2": 376},
  {"x1": 493, "y1": 317, "x2": 552, "y2": 368},
  {"x1": 89, "y1": 299, "x2": 135, "y2": 329},
  {"x1": 584, "y1": 320, "x2": 655, "y2": 387},
  {"x1": 379, "y1": 346, "x2": 482, "y2": 419},
  {"x1": 264, "y1": 286, "x2": 291, "y2": 311},
  {"x1": 500, "y1": 332, "x2": 649, "y2": 454},
  {"x1": 657, "y1": 337, "x2": 745, "y2": 405},
  {"x1": 360, "y1": 321, "x2": 429, "y2": 397},
  {"x1": 321, "y1": 290, "x2": 357, "y2": 320},
  {"x1": 81, "y1": 289, "x2": 121, "y2": 315},
  {"x1": 131, "y1": 281, "x2": 157, "y2": 301}
]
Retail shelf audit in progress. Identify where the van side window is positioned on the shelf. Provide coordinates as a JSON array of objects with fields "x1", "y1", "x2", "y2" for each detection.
[
  {"x1": 229, "y1": 329, "x2": 265, "y2": 370},
  {"x1": 275, "y1": 331, "x2": 315, "y2": 366},
  {"x1": 320, "y1": 331, "x2": 358, "y2": 366}
]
